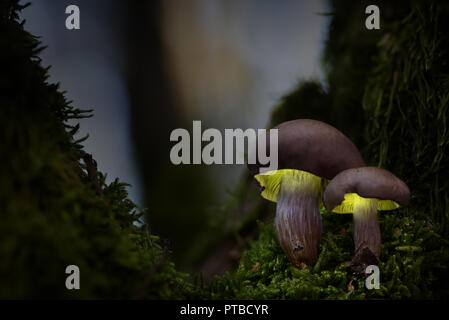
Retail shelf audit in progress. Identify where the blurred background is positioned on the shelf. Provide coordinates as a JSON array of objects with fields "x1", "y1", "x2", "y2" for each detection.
[{"x1": 20, "y1": 0, "x2": 330, "y2": 272}]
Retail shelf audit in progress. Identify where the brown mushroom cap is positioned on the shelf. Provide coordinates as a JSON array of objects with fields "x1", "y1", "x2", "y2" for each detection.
[
  {"x1": 323, "y1": 167, "x2": 411, "y2": 211},
  {"x1": 248, "y1": 119, "x2": 365, "y2": 179}
]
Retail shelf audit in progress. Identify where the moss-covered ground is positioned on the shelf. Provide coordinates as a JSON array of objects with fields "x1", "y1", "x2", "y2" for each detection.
[{"x1": 200, "y1": 210, "x2": 449, "y2": 299}]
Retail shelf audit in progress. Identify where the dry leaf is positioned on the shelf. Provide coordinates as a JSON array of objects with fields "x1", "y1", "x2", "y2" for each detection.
[
  {"x1": 297, "y1": 262, "x2": 307, "y2": 270},
  {"x1": 347, "y1": 280, "x2": 355, "y2": 292},
  {"x1": 252, "y1": 262, "x2": 261, "y2": 273}
]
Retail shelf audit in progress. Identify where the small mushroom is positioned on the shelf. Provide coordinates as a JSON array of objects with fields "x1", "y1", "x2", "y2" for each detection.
[
  {"x1": 323, "y1": 167, "x2": 410, "y2": 263},
  {"x1": 248, "y1": 119, "x2": 365, "y2": 266}
]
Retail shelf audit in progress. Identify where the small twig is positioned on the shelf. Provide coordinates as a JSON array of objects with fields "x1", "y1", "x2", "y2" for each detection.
[{"x1": 83, "y1": 153, "x2": 104, "y2": 197}]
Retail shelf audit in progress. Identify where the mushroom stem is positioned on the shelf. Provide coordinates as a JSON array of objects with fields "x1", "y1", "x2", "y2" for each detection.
[
  {"x1": 353, "y1": 197, "x2": 381, "y2": 260},
  {"x1": 275, "y1": 171, "x2": 323, "y2": 267}
]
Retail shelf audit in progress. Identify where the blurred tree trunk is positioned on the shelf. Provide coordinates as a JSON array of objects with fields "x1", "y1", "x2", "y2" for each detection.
[{"x1": 125, "y1": 0, "x2": 179, "y2": 182}]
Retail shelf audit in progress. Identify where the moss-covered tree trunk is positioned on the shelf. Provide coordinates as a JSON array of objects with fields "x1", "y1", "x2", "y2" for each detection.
[{"x1": 0, "y1": 1, "x2": 189, "y2": 299}]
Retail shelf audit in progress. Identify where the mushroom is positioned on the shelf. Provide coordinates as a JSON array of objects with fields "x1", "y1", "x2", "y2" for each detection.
[
  {"x1": 323, "y1": 167, "x2": 410, "y2": 263},
  {"x1": 248, "y1": 119, "x2": 365, "y2": 267}
]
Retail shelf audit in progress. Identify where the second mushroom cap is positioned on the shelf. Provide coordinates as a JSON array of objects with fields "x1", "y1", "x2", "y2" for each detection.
[{"x1": 323, "y1": 166, "x2": 411, "y2": 213}]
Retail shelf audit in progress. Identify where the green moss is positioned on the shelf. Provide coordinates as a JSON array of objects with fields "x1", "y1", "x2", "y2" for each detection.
[{"x1": 363, "y1": 2, "x2": 449, "y2": 234}]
